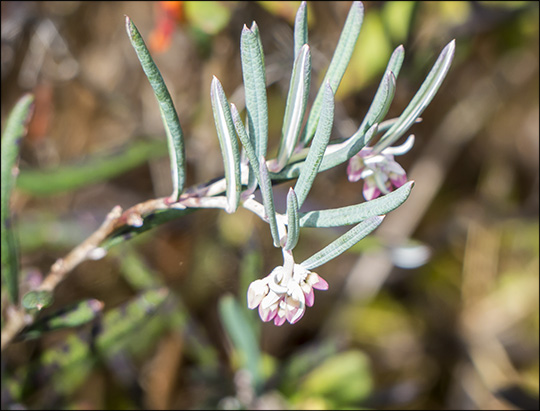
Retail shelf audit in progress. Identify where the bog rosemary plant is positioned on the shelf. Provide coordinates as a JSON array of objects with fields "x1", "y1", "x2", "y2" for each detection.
[
  {"x1": 1, "y1": 1, "x2": 455, "y2": 348},
  {"x1": 130, "y1": 0, "x2": 454, "y2": 326}
]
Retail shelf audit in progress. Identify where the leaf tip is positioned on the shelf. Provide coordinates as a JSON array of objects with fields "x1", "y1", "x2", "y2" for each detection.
[
  {"x1": 125, "y1": 15, "x2": 133, "y2": 34},
  {"x1": 445, "y1": 39, "x2": 456, "y2": 55},
  {"x1": 352, "y1": 1, "x2": 364, "y2": 14}
]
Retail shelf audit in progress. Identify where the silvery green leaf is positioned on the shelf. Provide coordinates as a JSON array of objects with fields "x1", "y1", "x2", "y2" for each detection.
[
  {"x1": 241, "y1": 22, "x2": 268, "y2": 160},
  {"x1": 374, "y1": 40, "x2": 456, "y2": 153},
  {"x1": 126, "y1": 17, "x2": 186, "y2": 200},
  {"x1": 357, "y1": 44, "x2": 405, "y2": 131},
  {"x1": 348, "y1": 45, "x2": 403, "y2": 144},
  {"x1": 251, "y1": 22, "x2": 266, "y2": 80},
  {"x1": 275, "y1": 44, "x2": 311, "y2": 171},
  {"x1": 356, "y1": 70, "x2": 396, "y2": 133},
  {"x1": 294, "y1": 1, "x2": 308, "y2": 59},
  {"x1": 211, "y1": 77, "x2": 241, "y2": 213},
  {"x1": 231, "y1": 103, "x2": 260, "y2": 186},
  {"x1": 242, "y1": 112, "x2": 259, "y2": 192},
  {"x1": 300, "y1": 1, "x2": 363, "y2": 146},
  {"x1": 387, "y1": 44, "x2": 405, "y2": 79},
  {"x1": 301, "y1": 216, "x2": 385, "y2": 270},
  {"x1": 294, "y1": 82, "x2": 334, "y2": 208},
  {"x1": 259, "y1": 156, "x2": 280, "y2": 247},
  {"x1": 284, "y1": 188, "x2": 300, "y2": 251},
  {"x1": 299, "y1": 181, "x2": 414, "y2": 228},
  {"x1": 1, "y1": 93, "x2": 34, "y2": 304}
]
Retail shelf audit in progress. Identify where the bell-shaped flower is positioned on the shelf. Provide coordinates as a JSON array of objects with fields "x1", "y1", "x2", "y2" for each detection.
[
  {"x1": 247, "y1": 260, "x2": 328, "y2": 326},
  {"x1": 347, "y1": 135, "x2": 414, "y2": 201}
]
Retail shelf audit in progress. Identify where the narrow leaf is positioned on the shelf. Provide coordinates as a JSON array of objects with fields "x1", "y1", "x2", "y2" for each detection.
[
  {"x1": 211, "y1": 76, "x2": 241, "y2": 213},
  {"x1": 294, "y1": 1, "x2": 308, "y2": 59},
  {"x1": 357, "y1": 71, "x2": 396, "y2": 133},
  {"x1": 275, "y1": 44, "x2": 311, "y2": 171},
  {"x1": 284, "y1": 188, "x2": 300, "y2": 250},
  {"x1": 241, "y1": 22, "x2": 268, "y2": 159},
  {"x1": 300, "y1": 1, "x2": 363, "y2": 146},
  {"x1": 1, "y1": 93, "x2": 34, "y2": 304},
  {"x1": 251, "y1": 22, "x2": 266, "y2": 81},
  {"x1": 387, "y1": 44, "x2": 405, "y2": 79},
  {"x1": 374, "y1": 40, "x2": 456, "y2": 153},
  {"x1": 18, "y1": 299, "x2": 104, "y2": 341},
  {"x1": 126, "y1": 16, "x2": 186, "y2": 200},
  {"x1": 231, "y1": 103, "x2": 260, "y2": 185},
  {"x1": 299, "y1": 181, "x2": 414, "y2": 227},
  {"x1": 259, "y1": 156, "x2": 280, "y2": 247},
  {"x1": 294, "y1": 82, "x2": 334, "y2": 208},
  {"x1": 301, "y1": 216, "x2": 385, "y2": 270},
  {"x1": 324, "y1": 45, "x2": 402, "y2": 163}
]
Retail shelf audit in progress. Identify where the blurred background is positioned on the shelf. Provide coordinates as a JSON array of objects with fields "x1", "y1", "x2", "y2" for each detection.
[{"x1": 1, "y1": 1, "x2": 538, "y2": 409}]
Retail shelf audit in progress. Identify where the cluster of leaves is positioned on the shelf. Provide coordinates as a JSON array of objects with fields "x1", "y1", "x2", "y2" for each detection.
[{"x1": 119, "y1": 0, "x2": 453, "y2": 275}]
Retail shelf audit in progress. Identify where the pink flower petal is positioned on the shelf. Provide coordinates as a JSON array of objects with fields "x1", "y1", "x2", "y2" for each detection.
[
  {"x1": 363, "y1": 180, "x2": 381, "y2": 201},
  {"x1": 390, "y1": 172, "x2": 407, "y2": 188},
  {"x1": 347, "y1": 156, "x2": 366, "y2": 182},
  {"x1": 274, "y1": 313, "x2": 287, "y2": 326},
  {"x1": 286, "y1": 304, "x2": 305, "y2": 324},
  {"x1": 311, "y1": 275, "x2": 329, "y2": 291},
  {"x1": 304, "y1": 288, "x2": 315, "y2": 307},
  {"x1": 258, "y1": 302, "x2": 278, "y2": 322}
]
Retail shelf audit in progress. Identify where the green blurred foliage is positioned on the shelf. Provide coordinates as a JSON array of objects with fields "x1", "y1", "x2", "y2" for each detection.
[{"x1": 184, "y1": 1, "x2": 233, "y2": 36}]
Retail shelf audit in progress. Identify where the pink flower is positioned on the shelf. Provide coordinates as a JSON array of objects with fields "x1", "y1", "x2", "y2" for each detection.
[
  {"x1": 347, "y1": 136, "x2": 413, "y2": 201},
  {"x1": 247, "y1": 264, "x2": 328, "y2": 326}
]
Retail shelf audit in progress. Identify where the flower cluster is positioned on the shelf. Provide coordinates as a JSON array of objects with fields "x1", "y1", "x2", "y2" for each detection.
[
  {"x1": 247, "y1": 262, "x2": 328, "y2": 326},
  {"x1": 347, "y1": 136, "x2": 414, "y2": 201}
]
